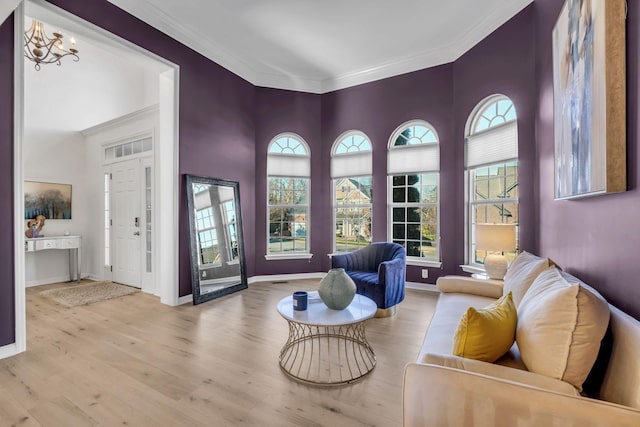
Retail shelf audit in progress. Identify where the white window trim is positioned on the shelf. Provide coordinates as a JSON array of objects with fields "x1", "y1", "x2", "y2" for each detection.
[
  {"x1": 386, "y1": 174, "x2": 441, "y2": 265},
  {"x1": 332, "y1": 176, "x2": 373, "y2": 253},
  {"x1": 267, "y1": 133, "x2": 311, "y2": 257},
  {"x1": 265, "y1": 253, "x2": 314, "y2": 261},
  {"x1": 387, "y1": 120, "x2": 441, "y2": 265},
  {"x1": 266, "y1": 176, "x2": 311, "y2": 256},
  {"x1": 466, "y1": 160, "x2": 519, "y2": 267},
  {"x1": 196, "y1": 207, "x2": 222, "y2": 268},
  {"x1": 464, "y1": 95, "x2": 519, "y2": 268},
  {"x1": 461, "y1": 264, "x2": 486, "y2": 275}
]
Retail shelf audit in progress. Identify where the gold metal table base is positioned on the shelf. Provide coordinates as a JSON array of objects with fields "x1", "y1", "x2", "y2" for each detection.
[{"x1": 279, "y1": 319, "x2": 376, "y2": 386}]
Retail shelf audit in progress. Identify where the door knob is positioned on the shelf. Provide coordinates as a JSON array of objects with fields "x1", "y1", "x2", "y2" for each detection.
[{"x1": 133, "y1": 231, "x2": 140, "y2": 236}]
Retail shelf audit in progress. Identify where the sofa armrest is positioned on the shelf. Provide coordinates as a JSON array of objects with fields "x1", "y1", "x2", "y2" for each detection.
[
  {"x1": 403, "y1": 363, "x2": 640, "y2": 427},
  {"x1": 436, "y1": 275, "x2": 503, "y2": 298}
]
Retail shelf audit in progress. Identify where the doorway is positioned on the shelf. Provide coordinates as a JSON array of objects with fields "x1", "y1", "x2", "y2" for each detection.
[
  {"x1": 12, "y1": 0, "x2": 180, "y2": 356},
  {"x1": 110, "y1": 157, "x2": 144, "y2": 288}
]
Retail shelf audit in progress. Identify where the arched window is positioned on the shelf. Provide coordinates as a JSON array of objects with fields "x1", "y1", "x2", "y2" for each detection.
[
  {"x1": 388, "y1": 120, "x2": 440, "y2": 266},
  {"x1": 465, "y1": 95, "x2": 519, "y2": 270},
  {"x1": 331, "y1": 131, "x2": 372, "y2": 253},
  {"x1": 266, "y1": 133, "x2": 311, "y2": 258}
]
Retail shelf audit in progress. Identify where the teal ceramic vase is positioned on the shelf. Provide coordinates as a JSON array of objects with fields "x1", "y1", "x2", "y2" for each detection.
[{"x1": 318, "y1": 268, "x2": 357, "y2": 310}]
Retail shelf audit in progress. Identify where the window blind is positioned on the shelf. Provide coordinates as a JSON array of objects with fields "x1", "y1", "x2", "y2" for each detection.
[
  {"x1": 466, "y1": 121, "x2": 518, "y2": 168},
  {"x1": 331, "y1": 152, "x2": 372, "y2": 178},
  {"x1": 388, "y1": 144, "x2": 439, "y2": 174},
  {"x1": 267, "y1": 154, "x2": 310, "y2": 177}
]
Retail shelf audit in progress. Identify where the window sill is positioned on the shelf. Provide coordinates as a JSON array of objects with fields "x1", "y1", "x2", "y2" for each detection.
[
  {"x1": 265, "y1": 253, "x2": 313, "y2": 261},
  {"x1": 460, "y1": 264, "x2": 486, "y2": 275},
  {"x1": 407, "y1": 259, "x2": 442, "y2": 268}
]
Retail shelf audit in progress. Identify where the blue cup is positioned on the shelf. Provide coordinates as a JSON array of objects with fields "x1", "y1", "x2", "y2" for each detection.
[{"x1": 293, "y1": 291, "x2": 308, "y2": 311}]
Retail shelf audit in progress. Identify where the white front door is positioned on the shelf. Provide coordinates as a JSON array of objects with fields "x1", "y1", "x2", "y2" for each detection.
[{"x1": 111, "y1": 158, "x2": 142, "y2": 288}]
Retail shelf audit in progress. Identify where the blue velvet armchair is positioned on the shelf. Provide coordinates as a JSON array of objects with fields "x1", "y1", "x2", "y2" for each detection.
[{"x1": 331, "y1": 242, "x2": 406, "y2": 312}]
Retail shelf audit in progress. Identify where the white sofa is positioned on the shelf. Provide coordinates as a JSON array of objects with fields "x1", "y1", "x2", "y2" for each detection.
[{"x1": 403, "y1": 255, "x2": 640, "y2": 426}]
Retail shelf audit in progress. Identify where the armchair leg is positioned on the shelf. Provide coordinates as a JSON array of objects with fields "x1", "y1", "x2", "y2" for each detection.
[{"x1": 374, "y1": 305, "x2": 397, "y2": 318}]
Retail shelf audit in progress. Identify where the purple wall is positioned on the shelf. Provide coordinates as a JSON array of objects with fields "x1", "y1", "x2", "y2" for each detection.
[
  {"x1": 454, "y1": 6, "x2": 537, "y2": 258},
  {"x1": 33, "y1": 0, "x2": 258, "y2": 299},
  {"x1": 321, "y1": 64, "x2": 455, "y2": 283},
  {"x1": 254, "y1": 88, "x2": 326, "y2": 274},
  {"x1": 535, "y1": 0, "x2": 640, "y2": 319},
  {"x1": 0, "y1": 16, "x2": 15, "y2": 347},
  {"x1": 1, "y1": 0, "x2": 637, "y2": 348}
]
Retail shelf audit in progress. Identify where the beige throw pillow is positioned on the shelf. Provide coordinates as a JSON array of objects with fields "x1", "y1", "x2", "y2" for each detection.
[
  {"x1": 516, "y1": 268, "x2": 610, "y2": 391},
  {"x1": 503, "y1": 251, "x2": 550, "y2": 307}
]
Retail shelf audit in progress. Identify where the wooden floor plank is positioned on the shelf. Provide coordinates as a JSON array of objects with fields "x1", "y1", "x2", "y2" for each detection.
[{"x1": 0, "y1": 279, "x2": 438, "y2": 427}]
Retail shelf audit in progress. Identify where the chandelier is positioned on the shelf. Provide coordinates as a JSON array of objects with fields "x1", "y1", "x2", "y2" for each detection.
[{"x1": 24, "y1": 19, "x2": 79, "y2": 71}]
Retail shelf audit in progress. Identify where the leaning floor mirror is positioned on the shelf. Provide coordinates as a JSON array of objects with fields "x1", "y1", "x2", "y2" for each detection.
[{"x1": 185, "y1": 174, "x2": 248, "y2": 305}]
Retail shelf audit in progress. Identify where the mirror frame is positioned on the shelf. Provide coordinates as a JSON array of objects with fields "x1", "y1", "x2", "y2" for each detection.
[{"x1": 185, "y1": 174, "x2": 248, "y2": 305}]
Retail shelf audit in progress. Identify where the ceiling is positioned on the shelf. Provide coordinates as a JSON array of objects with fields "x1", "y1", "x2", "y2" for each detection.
[{"x1": 106, "y1": 0, "x2": 534, "y2": 94}]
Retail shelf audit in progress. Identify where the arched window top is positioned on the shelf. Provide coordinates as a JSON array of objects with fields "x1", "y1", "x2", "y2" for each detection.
[
  {"x1": 193, "y1": 184, "x2": 208, "y2": 194},
  {"x1": 332, "y1": 131, "x2": 372, "y2": 155},
  {"x1": 268, "y1": 133, "x2": 309, "y2": 156},
  {"x1": 389, "y1": 120, "x2": 438, "y2": 149},
  {"x1": 471, "y1": 96, "x2": 517, "y2": 134}
]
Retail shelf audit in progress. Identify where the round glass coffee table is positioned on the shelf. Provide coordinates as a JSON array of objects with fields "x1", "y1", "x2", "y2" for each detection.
[{"x1": 277, "y1": 292, "x2": 377, "y2": 386}]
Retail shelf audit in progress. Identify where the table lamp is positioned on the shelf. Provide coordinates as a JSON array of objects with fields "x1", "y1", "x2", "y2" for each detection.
[{"x1": 475, "y1": 223, "x2": 516, "y2": 280}]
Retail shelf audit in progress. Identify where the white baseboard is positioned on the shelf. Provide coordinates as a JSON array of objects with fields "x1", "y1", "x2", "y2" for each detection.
[
  {"x1": 0, "y1": 343, "x2": 20, "y2": 359},
  {"x1": 406, "y1": 281, "x2": 439, "y2": 294},
  {"x1": 26, "y1": 274, "x2": 86, "y2": 287},
  {"x1": 177, "y1": 295, "x2": 193, "y2": 305},
  {"x1": 248, "y1": 272, "x2": 326, "y2": 284},
  {"x1": 177, "y1": 274, "x2": 435, "y2": 305}
]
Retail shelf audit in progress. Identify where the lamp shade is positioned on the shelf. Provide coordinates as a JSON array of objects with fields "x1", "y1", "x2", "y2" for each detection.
[{"x1": 476, "y1": 224, "x2": 516, "y2": 252}]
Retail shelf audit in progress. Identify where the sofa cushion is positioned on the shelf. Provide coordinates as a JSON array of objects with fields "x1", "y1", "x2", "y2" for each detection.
[
  {"x1": 452, "y1": 292, "x2": 517, "y2": 362},
  {"x1": 421, "y1": 353, "x2": 580, "y2": 396},
  {"x1": 503, "y1": 251, "x2": 550, "y2": 307},
  {"x1": 516, "y1": 268, "x2": 610, "y2": 392},
  {"x1": 419, "y1": 293, "x2": 495, "y2": 358}
]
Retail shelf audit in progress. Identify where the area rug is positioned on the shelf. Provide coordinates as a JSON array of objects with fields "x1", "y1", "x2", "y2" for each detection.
[{"x1": 40, "y1": 281, "x2": 139, "y2": 307}]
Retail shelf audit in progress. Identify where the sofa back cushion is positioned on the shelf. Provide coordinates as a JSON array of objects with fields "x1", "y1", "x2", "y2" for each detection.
[
  {"x1": 598, "y1": 305, "x2": 640, "y2": 409},
  {"x1": 503, "y1": 251, "x2": 550, "y2": 307},
  {"x1": 516, "y1": 268, "x2": 610, "y2": 392}
]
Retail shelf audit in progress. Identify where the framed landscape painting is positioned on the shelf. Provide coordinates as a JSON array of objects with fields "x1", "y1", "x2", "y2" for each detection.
[
  {"x1": 552, "y1": 0, "x2": 626, "y2": 199},
  {"x1": 25, "y1": 181, "x2": 72, "y2": 219}
]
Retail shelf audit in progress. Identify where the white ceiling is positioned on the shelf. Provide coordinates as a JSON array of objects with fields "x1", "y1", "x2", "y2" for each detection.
[
  {"x1": 106, "y1": 0, "x2": 533, "y2": 93},
  {"x1": 24, "y1": 1, "x2": 166, "y2": 134}
]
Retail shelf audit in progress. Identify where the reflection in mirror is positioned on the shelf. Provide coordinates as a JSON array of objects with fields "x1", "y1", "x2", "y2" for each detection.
[{"x1": 186, "y1": 175, "x2": 247, "y2": 304}]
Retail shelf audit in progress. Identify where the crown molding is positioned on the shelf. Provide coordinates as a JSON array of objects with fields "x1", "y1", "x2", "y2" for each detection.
[
  {"x1": 106, "y1": 0, "x2": 259, "y2": 83},
  {"x1": 107, "y1": 0, "x2": 533, "y2": 94}
]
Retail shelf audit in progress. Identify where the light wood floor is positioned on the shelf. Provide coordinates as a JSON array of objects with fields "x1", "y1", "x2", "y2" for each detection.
[{"x1": 0, "y1": 280, "x2": 438, "y2": 427}]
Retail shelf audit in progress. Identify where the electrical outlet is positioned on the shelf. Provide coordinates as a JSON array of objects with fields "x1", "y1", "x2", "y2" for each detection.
[
  {"x1": 202, "y1": 271, "x2": 207, "y2": 278},
  {"x1": 421, "y1": 269, "x2": 429, "y2": 279}
]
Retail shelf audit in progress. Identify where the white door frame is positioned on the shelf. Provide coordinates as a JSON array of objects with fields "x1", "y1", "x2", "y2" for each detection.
[{"x1": 11, "y1": 0, "x2": 181, "y2": 357}]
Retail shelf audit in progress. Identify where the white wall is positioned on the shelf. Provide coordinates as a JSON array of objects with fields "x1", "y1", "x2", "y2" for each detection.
[
  {"x1": 83, "y1": 107, "x2": 159, "y2": 289},
  {"x1": 23, "y1": 129, "x2": 89, "y2": 286},
  {"x1": 23, "y1": 14, "x2": 160, "y2": 286}
]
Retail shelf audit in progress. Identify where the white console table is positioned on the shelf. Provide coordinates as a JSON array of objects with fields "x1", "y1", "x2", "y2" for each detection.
[{"x1": 25, "y1": 235, "x2": 82, "y2": 282}]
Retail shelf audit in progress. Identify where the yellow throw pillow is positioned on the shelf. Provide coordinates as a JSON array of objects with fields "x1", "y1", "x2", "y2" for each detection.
[{"x1": 452, "y1": 292, "x2": 517, "y2": 363}]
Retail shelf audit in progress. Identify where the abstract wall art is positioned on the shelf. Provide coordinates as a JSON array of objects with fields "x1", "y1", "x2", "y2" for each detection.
[
  {"x1": 25, "y1": 181, "x2": 72, "y2": 219},
  {"x1": 552, "y1": 0, "x2": 626, "y2": 199}
]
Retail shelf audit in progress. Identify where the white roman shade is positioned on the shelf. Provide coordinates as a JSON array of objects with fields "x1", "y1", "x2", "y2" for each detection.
[
  {"x1": 388, "y1": 144, "x2": 439, "y2": 174},
  {"x1": 466, "y1": 121, "x2": 518, "y2": 168},
  {"x1": 267, "y1": 153, "x2": 310, "y2": 177},
  {"x1": 331, "y1": 152, "x2": 372, "y2": 179}
]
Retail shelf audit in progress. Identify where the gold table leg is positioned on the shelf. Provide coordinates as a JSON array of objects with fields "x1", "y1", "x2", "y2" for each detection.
[{"x1": 279, "y1": 319, "x2": 376, "y2": 386}]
